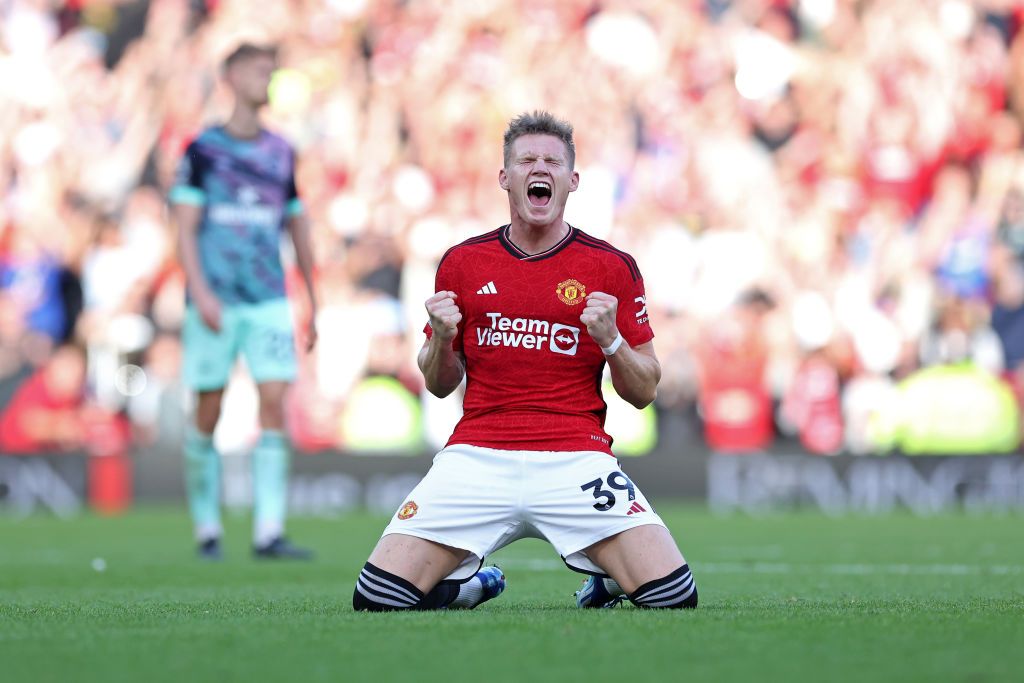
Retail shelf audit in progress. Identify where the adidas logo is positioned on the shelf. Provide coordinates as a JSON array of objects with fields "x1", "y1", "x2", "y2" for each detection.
[
  {"x1": 476, "y1": 281, "x2": 498, "y2": 295},
  {"x1": 626, "y1": 501, "x2": 646, "y2": 516}
]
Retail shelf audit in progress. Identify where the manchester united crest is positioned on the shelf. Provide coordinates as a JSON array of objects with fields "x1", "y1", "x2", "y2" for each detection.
[
  {"x1": 556, "y1": 278, "x2": 587, "y2": 306},
  {"x1": 397, "y1": 501, "x2": 419, "y2": 520}
]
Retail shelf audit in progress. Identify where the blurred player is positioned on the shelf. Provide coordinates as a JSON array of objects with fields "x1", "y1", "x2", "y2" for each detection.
[
  {"x1": 353, "y1": 111, "x2": 696, "y2": 611},
  {"x1": 169, "y1": 44, "x2": 317, "y2": 560}
]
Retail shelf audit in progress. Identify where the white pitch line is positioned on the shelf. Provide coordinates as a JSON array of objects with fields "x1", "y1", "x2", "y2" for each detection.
[{"x1": 493, "y1": 558, "x2": 1024, "y2": 576}]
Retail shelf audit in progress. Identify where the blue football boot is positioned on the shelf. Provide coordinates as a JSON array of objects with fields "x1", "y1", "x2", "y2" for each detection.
[
  {"x1": 469, "y1": 566, "x2": 506, "y2": 608},
  {"x1": 575, "y1": 575, "x2": 625, "y2": 608},
  {"x1": 448, "y1": 566, "x2": 507, "y2": 609}
]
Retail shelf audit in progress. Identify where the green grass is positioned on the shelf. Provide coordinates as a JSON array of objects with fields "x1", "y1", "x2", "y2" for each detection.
[{"x1": 1, "y1": 507, "x2": 1022, "y2": 683}]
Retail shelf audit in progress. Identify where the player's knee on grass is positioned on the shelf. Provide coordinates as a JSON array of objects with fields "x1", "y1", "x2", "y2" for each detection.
[
  {"x1": 352, "y1": 563, "x2": 459, "y2": 611},
  {"x1": 628, "y1": 564, "x2": 698, "y2": 609}
]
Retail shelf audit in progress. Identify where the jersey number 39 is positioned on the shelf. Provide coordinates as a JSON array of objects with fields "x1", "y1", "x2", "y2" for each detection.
[{"x1": 580, "y1": 472, "x2": 635, "y2": 511}]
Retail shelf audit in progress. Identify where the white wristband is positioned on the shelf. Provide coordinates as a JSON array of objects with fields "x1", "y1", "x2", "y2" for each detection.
[{"x1": 601, "y1": 332, "x2": 624, "y2": 356}]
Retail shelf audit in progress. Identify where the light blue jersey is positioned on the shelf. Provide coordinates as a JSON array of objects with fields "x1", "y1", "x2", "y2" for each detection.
[
  {"x1": 170, "y1": 126, "x2": 301, "y2": 390},
  {"x1": 169, "y1": 126, "x2": 303, "y2": 305}
]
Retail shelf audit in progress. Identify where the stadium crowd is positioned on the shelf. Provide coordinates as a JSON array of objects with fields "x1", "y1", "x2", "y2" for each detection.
[{"x1": 4, "y1": 0, "x2": 1024, "y2": 458}]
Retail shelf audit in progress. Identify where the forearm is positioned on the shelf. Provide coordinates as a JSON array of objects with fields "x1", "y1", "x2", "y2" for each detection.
[
  {"x1": 179, "y1": 237, "x2": 210, "y2": 298},
  {"x1": 417, "y1": 337, "x2": 465, "y2": 398},
  {"x1": 289, "y1": 214, "x2": 317, "y2": 308},
  {"x1": 606, "y1": 343, "x2": 661, "y2": 409},
  {"x1": 174, "y1": 208, "x2": 213, "y2": 299},
  {"x1": 580, "y1": 292, "x2": 659, "y2": 409}
]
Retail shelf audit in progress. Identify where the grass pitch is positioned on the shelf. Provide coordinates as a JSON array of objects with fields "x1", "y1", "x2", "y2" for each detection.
[{"x1": 1, "y1": 506, "x2": 1022, "y2": 683}]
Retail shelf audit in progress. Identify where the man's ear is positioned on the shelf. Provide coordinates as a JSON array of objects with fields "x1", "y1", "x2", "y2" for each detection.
[
  {"x1": 569, "y1": 171, "x2": 580, "y2": 192},
  {"x1": 499, "y1": 169, "x2": 509, "y2": 191}
]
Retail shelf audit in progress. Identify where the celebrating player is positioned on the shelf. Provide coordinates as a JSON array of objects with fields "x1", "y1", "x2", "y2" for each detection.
[
  {"x1": 169, "y1": 44, "x2": 317, "y2": 560},
  {"x1": 353, "y1": 111, "x2": 697, "y2": 611}
]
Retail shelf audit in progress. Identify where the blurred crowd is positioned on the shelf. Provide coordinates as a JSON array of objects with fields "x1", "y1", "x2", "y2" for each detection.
[{"x1": 4, "y1": 0, "x2": 1024, "y2": 458}]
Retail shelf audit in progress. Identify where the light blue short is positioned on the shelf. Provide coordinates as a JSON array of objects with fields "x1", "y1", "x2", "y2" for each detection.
[{"x1": 182, "y1": 298, "x2": 297, "y2": 391}]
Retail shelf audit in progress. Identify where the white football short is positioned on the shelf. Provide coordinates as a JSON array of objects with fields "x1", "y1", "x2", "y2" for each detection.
[{"x1": 381, "y1": 444, "x2": 667, "y2": 581}]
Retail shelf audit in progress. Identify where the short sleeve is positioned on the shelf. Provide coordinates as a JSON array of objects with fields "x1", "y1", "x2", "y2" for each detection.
[
  {"x1": 422, "y1": 252, "x2": 464, "y2": 353},
  {"x1": 168, "y1": 141, "x2": 207, "y2": 206},
  {"x1": 615, "y1": 266, "x2": 654, "y2": 348}
]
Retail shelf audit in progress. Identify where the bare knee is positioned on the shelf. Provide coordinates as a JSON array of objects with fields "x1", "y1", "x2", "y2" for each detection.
[
  {"x1": 585, "y1": 525, "x2": 685, "y2": 595},
  {"x1": 259, "y1": 402, "x2": 285, "y2": 431},
  {"x1": 353, "y1": 534, "x2": 472, "y2": 612},
  {"x1": 195, "y1": 390, "x2": 224, "y2": 434},
  {"x1": 366, "y1": 533, "x2": 470, "y2": 594},
  {"x1": 257, "y1": 382, "x2": 288, "y2": 431}
]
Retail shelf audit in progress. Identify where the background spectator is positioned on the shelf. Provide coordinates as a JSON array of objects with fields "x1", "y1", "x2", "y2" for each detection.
[{"x1": 4, "y1": 0, "x2": 1024, "y2": 456}]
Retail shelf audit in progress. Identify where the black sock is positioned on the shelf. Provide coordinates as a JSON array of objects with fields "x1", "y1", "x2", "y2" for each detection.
[
  {"x1": 353, "y1": 563, "x2": 462, "y2": 611},
  {"x1": 353, "y1": 563, "x2": 423, "y2": 611},
  {"x1": 416, "y1": 581, "x2": 461, "y2": 610},
  {"x1": 628, "y1": 564, "x2": 698, "y2": 609}
]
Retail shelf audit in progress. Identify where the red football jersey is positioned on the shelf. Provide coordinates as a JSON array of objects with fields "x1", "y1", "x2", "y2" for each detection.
[{"x1": 424, "y1": 225, "x2": 654, "y2": 454}]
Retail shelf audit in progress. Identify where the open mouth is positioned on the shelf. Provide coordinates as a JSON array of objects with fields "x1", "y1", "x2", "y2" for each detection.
[{"x1": 527, "y1": 181, "x2": 552, "y2": 207}]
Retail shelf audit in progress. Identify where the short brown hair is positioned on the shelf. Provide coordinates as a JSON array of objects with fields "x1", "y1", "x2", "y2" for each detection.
[
  {"x1": 223, "y1": 43, "x2": 277, "y2": 71},
  {"x1": 503, "y1": 111, "x2": 575, "y2": 169}
]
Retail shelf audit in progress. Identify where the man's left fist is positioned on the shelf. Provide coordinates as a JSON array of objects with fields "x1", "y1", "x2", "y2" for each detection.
[{"x1": 580, "y1": 291, "x2": 619, "y2": 348}]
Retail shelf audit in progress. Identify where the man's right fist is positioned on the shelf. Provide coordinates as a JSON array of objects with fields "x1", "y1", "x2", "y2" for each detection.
[{"x1": 426, "y1": 290, "x2": 461, "y2": 341}]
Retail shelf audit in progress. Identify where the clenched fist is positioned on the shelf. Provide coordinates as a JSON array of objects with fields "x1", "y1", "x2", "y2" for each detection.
[
  {"x1": 426, "y1": 290, "x2": 462, "y2": 342},
  {"x1": 580, "y1": 291, "x2": 619, "y2": 348}
]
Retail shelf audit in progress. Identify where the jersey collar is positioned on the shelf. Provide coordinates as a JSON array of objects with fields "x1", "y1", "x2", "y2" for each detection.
[{"x1": 499, "y1": 224, "x2": 578, "y2": 261}]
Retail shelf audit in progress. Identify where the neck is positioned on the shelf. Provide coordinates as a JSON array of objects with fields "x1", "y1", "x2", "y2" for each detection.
[
  {"x1": 507, "y1": 218, "x2": 569, "y2": 255},
  {"x1": 224, "y1": 102, "x2": 262, "y2": 139}
]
